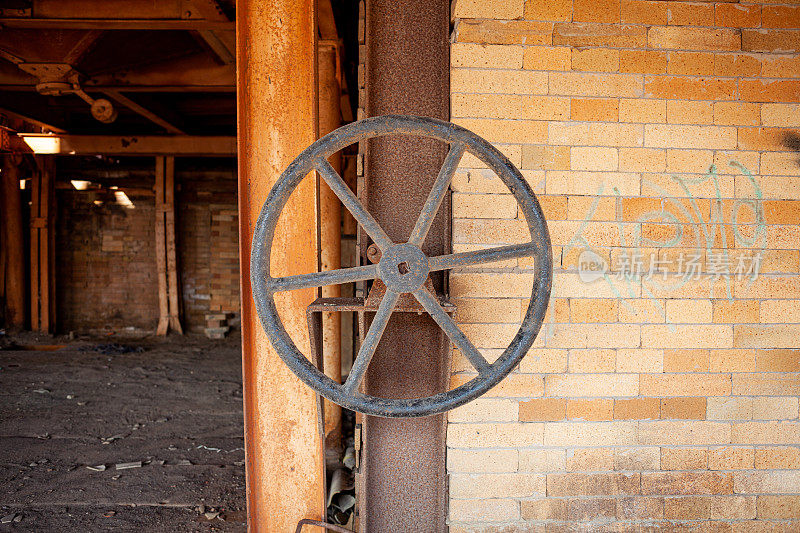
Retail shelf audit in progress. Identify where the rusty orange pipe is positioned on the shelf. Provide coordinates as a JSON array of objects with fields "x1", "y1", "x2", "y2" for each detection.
[
  {"x1": 318, "y1": 43, "x2": 343, "y2": 450},
  {"x1": 236, "y1": 0, "x2": 325, "y2": 530}
]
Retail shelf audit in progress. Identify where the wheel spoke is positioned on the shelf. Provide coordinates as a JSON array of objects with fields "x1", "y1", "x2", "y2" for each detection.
[
  {"x1": 428, "y1": 242, "x2": 537, "y2": 272},
  {"x1": 316, "y1": 158, "x2": 393, "y2": 250},
  {"x1": 408, "y1": 143, "x2": 466, "y2": 247},
  {"x1": 341, "y1": 290, "x2": 400, "y2": 394},
  {"x1": 269, "y1": 264, "x2": 379, "y2": 293},
  {"x1": 413, "y1": 288, "x2": 490, "y2": 374}
]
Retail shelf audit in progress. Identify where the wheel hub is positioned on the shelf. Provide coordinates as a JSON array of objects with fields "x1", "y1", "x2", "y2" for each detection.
[{"x1": 377, "y1": 243, "x2": 429, "y2": 293}]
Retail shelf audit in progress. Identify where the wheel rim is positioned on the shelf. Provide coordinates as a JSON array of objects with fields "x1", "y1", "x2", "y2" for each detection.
[{"x1": 251, "y1": 115, "x2": 552, "y2": 417}]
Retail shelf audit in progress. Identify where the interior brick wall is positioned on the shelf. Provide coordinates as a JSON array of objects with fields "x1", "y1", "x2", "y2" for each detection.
[
  {"x1": 56, "y1": 163, "x2": 239, "y2": 334},
  {"x1": 448, "y1": 0, "x2": 800, "y2": 530}
]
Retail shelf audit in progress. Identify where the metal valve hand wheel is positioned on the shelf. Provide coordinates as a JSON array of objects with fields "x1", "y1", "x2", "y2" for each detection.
[{"x1": 251, "y1": 115, "x2": 552, "y2": 417}]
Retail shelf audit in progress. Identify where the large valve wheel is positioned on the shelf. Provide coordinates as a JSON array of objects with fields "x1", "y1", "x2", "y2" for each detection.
[{"x1": 251, "y1": 115, "x2": 552, "y2": 417}]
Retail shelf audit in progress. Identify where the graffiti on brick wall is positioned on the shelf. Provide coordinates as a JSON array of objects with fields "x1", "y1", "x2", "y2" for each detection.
[{"x1": 559, "y1": 160, "x2": 766, "y2": 329}]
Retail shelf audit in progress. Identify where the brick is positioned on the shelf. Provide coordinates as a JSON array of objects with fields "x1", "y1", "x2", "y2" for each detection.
[
  {"x1": 641, "y1": 324, "x2": 734, "y2": 349},
  {"x1": 664, "y1": 496, "x2": 712, "y2": 520},
  {"x1": 553, "y1": 23, "x2": 648, "y2": 48},
  {"x1": 739, "y1": 79, "x2": 800, "y2": 103},
  {"x1": 661, "y1": 447, "x2": 707, "y2": 470},
  {"x1": 550, "y1": 72, "x2": 643, "y2": 97},
  {"x1": 452, "y1": 93, "x2": 521, "y2": 119},
  {"x1": 619, "y1": 98, "x2": 666, "y2": 123},
  {"x1": 568, "y1": 348, "x2": 616, "y2": 372},
  {"x1": 715, "y1": 3, "x2": 761, "y2": 28},
  {"x1": 446, "y1": 422, "x2": 544, "y2": 447},
  {"x1": 644, "y1": 124, "x2": 736, "y2": 150},
  {"x1": 755, "y1": 446, "x2": 800, "y2": 470},
  {"x1": 733, "y1": 374, "x2": 800, "y2": 396},
  {"x1": 619, "y1": 147, "x2": 666, "y2": 172},
  {"x1": 546, "y1": 374, "x2": 638, "y2": 397},
  {"x1": 519, "y1": 398, "x2": 565, "y2": 421},
  {"x1": 707, "y1": 397, "x2": 753, "y2": 421},
  {"x1": 450, "y1": 472, "x2": 545, "y2": 498},
  {"x1": 447, "y1": 448, "x2": 518, "y2": 473},
  {"x1": 451, "y1": 43, "x2": 524, "y2": 69},
  {"x1": 731, "y1": 421, "x2": 800, "y2": 445},
  {"x1": 451, "y1": 68, "x2": 548, "y2": 95},
  {"x1": 645, "y1": 76, "x2": 736, "y2": 101},
  {"x1": 569, "y1": 299, "x2": 619, "y2": 324},
  {"x1": 617, "y1": 447, "x2": 660, "y2": 470},
  {"x1": 621, "y1": 0, "x2": 668, "y2": 24},
  {"x1": 574, "y1": 0, "x2": 620, "y2": 22},
  {"x1": 668, "y1": 51, "x2": 715, "y2": 76},
  {"x1": 711, "y1": 495, "x2": 757, "y2": 520},
  {"x1": 520, "y1": 348, "x2": 568, "y2": 373},
  {"x1": 639, "y1": 421, "x2": 732, "y2": 445},
  {"x1": 546, "y1": 171, "x2": 640, "y2": 196},
  {"x1": 456, "y1": 19, "x2": 553, "y2": 45},
  {"x1": 520, "y1": 498, "x2": 566, "y2": 520},
  {"x1": 756, "y1": 349, "x2": 800, "y2": 372},
  {"x1": 567, "y1": 448, "x2": 614, "y2": 471},
  {"x1": 519, "y1": 448, "x2": 566, "y2": 472},
  {"x1": 661, "y1": 397, "x2": 707, "y2": 420},
  {"x1": 450, "y1": 399, "x2": 520, "y2": 422},
  {"x1": 571, "y1": 98, "x2": 619, "y2": 121},
  {"x1": 616, "y1": 349, "x2": 663, "y2": 374},
  {"x1": 665, "y1": 149, "x2": 714, "y2": 173},
  {"x1": 522, "y1": 45, "x2": 570, "y2": 71},
  {"x1": 453, "y1": 193, "x2": 517, "y2": 219},
  {"x1": 571, "y1": 48, "x2": 620, "y2": 72},
  {"x1": 547, "y1": 472, "x2": 640, "y2": 496},
  {"x1": 550, "y1": 121, "x2": 644, "y2": 146},
  {"x1": 714, "y1": 102, "x2": 761, "y2": 126},
  {"x1": 449, "y1": 498, "x2": 519, "y2": 522},
  {"x1": 451, "y1": 373, "x2": 545, "y2": 397},
  {"x1": 711, "y1": 446, "x2": 752, "y2": 472},
  {"x1": 648, "y1": 27, "x2": 741, "y2": 51},
  {"x1": 715, "y1": 53, "x2": 761, "y2": 77},
  {"x1": 570, "y1": 147, "x2": 619, "y2": 171},
  {"x1": 524, "y1": 0, "x2": 572, "y2": 21},
  {"x1": 641, "y1": 373, "x2": 730, "y2": 396},
  {"x1": 709, "y1": 349, "x2": 756, "y2": 372},
  {"x1": 743, "y1": 29, "x2": 800, "y2": 54},
  {"x1": 454, "y1": 0, "x2": 525, "y2": 19},
  {"x1": 666, "y1": 100, "x2": 714, "y2": 125},
  {"x1": 735, "y1": 471, "x2": 800, "y2": 494},
  {"x1": 713, "y1": 300, "x2": 759, "y2": 324},
  {"x1": 620, "y1": 49, "x2": 667, "y2": 74},
  {"x1": 641, "y1": 472, "x2": 733, "y2": 495},
  {"x1": 734, "y1": 324, "x2": 800, "y2": 349},
  {"x1": 757, "y1": 495, "x2": 800, "y2": 519},
  {"x1": 667, "y1": 2, "x2": 714, "y2": 26},
  {"x1": 665, "y1": 299, "x2": 712, "y2": 323},
  {"x1": 762, "y1": 104, "x2": 800, "y2": 128},
  {"x1": 762, "y1": 6, "x2": 800, "y2": 29},
  {"x1": 453, "y1": 118, "x2": 548, "y2": 145},
  {"x1": 567, "y1": 399, "x2": 614, "y2": 421},
  {"x1": 753, "y1": 397, "x2": 799, "y2": 420},
  {"x1": 544, "y1": 421, "x2": 638, "y2": 446},
  {"x1": 616, "y1": 496, "x2": 665, "y2": 520},
  {"x1": 454, "y1": 297, "x2": 522, "y2": 324},
  {"x1": 614, "y1": 398, "x2": 660, "y2": 420}
]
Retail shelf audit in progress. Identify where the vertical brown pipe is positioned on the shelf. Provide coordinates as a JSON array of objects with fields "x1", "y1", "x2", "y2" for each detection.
[
  {"x1": 2, "y1": 155, "x2": 25, "y2": 330},
  {"x1": 319, "y1": 43, "x2": 343, "y2": 450},
  {"x1": 236, "y1": 0, "x2": 325, "y2": 530}
]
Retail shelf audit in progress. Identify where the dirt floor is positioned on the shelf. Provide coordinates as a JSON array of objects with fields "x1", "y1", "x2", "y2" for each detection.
[{"x1": 0, "y1": 334, "x2": 246, "y2": 532}]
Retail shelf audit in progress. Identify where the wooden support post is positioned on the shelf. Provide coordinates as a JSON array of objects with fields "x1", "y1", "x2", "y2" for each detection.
[
  {"x1": 237, "y1": 0, "x2": 325, "y2": 529},
  {"x1": 154, "y1": 156, "x2": 182, "y2": 335},
  {"x1": 318, "y1": 19, "x2": 343, "y2": 452},
  {"x1": 29, "y1": 156, "x2": 56, "y2": 333},
  {"x1": 2, "y1": 155, "x2": 25, "y2": 330}
]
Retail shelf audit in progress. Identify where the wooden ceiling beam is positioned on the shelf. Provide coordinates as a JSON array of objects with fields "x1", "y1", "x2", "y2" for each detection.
[
  {"x1": 0, "y1": 18, "x2": 234, "y2": 30},
  {"x1": 56, "y1": 135, "x2": 236, "y2": 155},
  {"x1": 0, "y1": 107, "x2": 67, "y2": 133},
  {"x1": 102, "y1": 91, "x2": 187, "y2": 135}
]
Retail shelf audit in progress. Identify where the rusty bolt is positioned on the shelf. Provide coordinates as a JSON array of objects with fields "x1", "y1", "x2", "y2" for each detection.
[{"x1": 366, "y1": 243, "x2": 382, "y2": 263}]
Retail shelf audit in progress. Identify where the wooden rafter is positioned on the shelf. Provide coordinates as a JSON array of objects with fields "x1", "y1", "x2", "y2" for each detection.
[
  {"x1": 0, "y1": 18, "x2": 234, "y2": 30},
  {"x1": 102, "y1": 91, "x2": 187, "y2": 135}
]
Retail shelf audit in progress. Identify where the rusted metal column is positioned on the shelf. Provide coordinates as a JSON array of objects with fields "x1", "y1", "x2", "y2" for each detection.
[
  {"x1": 319, "y1": 42, "x2": 343, "y2": 450},
  {"x1": 236, "y1": 1, "x2": 325, "y2": 531},
  {"x1": 2, "y1": 155, "x2": 25, "y2": 330},
  {"x1": 359, "y1": 0, "x2": 451, "y2": 531}
]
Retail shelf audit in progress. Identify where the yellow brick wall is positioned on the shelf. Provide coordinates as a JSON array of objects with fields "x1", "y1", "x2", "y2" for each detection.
[{"x1": 447, "y1": 0, "x2": 800, "y2": 529}]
